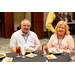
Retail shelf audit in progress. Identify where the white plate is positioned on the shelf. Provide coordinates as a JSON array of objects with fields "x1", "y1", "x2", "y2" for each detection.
[
  {"x1": 46, "y1": 54, "x2": 57, "y2": 59},
  {"x1": 0, "y1": 53, "x2": 6, "y2": 58},
  {"x1": 2, "y1": 57, "x2": 13, "y2": 62},
  {"x1": 49, "y1": 48, "x2": 62, "y2": 54},
  {"x1": 26, "y1": 53, "x2": 37, "y2": 58}
]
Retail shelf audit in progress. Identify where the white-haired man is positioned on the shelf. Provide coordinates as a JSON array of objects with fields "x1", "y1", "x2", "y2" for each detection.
[{"x1": 10, "y1": 19, "x2": 40, "y2": 52}]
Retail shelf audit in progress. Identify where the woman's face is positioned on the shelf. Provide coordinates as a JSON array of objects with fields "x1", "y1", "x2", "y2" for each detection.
[{"x1": 57, "y1": 24, "x2": 65, "y2": 36}]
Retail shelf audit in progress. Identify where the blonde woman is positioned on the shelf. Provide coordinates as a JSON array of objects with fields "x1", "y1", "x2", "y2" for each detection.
[{"x1": 48, "y1": 21, "x2": 74, "y2": 53}]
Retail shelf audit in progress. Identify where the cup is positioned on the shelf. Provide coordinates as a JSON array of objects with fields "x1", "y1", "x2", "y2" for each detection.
[
  {"x1": 69, "y1": 49, "x2": 75, "y2": 62},
  {"x1": 16, "y1": 46, "x2": 21, "y2": 58},
  {"x1": 42, "y1": 44, "x2": 46, "y2": 51},
  {"x1": 21, "y1": 46, "x2": 26, "y2": 58}
]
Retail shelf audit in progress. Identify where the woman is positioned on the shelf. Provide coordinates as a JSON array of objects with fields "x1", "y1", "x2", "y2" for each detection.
[{"x1": 48, "y1": 21, "x2": 74, "y2": 53}]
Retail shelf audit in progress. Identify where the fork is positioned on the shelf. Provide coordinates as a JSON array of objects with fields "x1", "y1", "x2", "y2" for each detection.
[{"x1": 63, "y1": 52, "x2": 66, "y2": 56}]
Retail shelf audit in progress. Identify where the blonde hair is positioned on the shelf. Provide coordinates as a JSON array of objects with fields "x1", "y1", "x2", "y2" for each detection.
[{"x1": 54, "y1": 21, "x2": 70, "y2": 35}]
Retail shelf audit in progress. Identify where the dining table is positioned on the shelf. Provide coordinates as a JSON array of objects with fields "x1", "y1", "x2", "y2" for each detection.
[{"x1": 0, "y1": 50, "x2": 71, "y2": 62}]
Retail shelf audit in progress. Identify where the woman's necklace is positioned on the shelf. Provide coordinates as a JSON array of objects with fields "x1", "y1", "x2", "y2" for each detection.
[{"x1": 57, "y1": 35, "x2": 65, "y2": 50}]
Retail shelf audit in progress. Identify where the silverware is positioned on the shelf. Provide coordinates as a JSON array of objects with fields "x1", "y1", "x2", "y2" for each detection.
[
  {"x1": 5, "y1": 55, "x2": 10, "y2": 57},
  {"x1": 47, "y1": 52, "x2": 50, "y2": 55},
  {"x1": 46, "y1": 60, "x2": 48, "y2": 62},
  {"x1": 63, "y1": 52, "x2": 66, "y2": 56}
]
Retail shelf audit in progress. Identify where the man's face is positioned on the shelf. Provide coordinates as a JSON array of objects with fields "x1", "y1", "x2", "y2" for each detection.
[{"x1": 21, "y1": 21, "x2": 30, "y2": 34}]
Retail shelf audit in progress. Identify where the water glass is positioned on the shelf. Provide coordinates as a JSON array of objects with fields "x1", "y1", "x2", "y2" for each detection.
[
  {"x1": 69, "y1": 49, "x2": 75, "y2": 62},
  {"x1": 21, "y1": 46, "x2": 26, "y2": 58}
]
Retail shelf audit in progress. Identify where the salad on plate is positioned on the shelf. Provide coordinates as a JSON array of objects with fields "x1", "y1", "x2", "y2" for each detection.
[
  {"x1": 0, "y1": 53, "x2": 6, "y2": 58},
  {"x1": 25, "y1": 48, "x2": 35, "y2": 52},
  {"x1": 49, "y1": 48, "x2": 62, "y2": 54}
]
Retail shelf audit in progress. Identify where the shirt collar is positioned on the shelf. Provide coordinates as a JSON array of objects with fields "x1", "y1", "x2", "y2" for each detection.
[{"x1": 20, "y1": 29, "x2": 30, "y2": 36}]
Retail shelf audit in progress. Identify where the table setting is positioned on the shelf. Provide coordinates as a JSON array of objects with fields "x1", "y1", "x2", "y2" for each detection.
[{"x1": 0, "y1": 45, "x2": 73, "y2": 62}]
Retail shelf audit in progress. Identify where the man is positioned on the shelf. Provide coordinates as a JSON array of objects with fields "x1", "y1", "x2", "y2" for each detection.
[
  {"x1": 10, "y1": 19, "x2": 40, "y2": 52},
  {"x1": 46, "y1": 12, "x2": 61, "y2": 39}
]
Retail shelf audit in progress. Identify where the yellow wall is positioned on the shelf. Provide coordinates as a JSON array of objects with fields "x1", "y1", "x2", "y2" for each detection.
[
  {"x1": 14, "y1": 12, "x2": 31, "y2": 31},
  {"x1": 14, "y1": 12, "x2": 25, "y2": 31}
]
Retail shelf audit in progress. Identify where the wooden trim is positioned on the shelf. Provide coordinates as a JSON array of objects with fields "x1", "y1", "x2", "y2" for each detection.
[
  {"x1": 0, "y1": 12, "x2": 4, "y2": 37},
  {"x1": 4, "y1": 12, "x2": 14, "y2": 38},
  {"x1": 31, "y1": 12, "x2": 44, "y2": 39},
  {"x1": 4, "y1": 12, "x2": 8, "y2": 38},
  {"x1": 73, "y1": 12, "x2": 75, "y2": 20}
]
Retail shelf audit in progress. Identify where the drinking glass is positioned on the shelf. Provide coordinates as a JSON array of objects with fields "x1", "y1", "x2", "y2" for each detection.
[
  {"x1": 42, "y1": 44, "x2": 46, "y2": 51},
  {"x1": 43, "y1": 45, "x2": 48, "y2": 57},
  {"x1": 21, "y1": 46, "x2": 26, "y2": 58},
  {"x1": 69, "y1": 49, "x2": 75, "y2": 62},
  {"x1": 42, "y1": 44, "x2": 46, "y2": 56},
  {"x1": 16, "y1": 46, "x2": 21, "y2": 58}
]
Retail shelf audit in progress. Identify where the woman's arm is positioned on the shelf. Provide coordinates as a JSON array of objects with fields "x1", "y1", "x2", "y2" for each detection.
[
  {"x1": 66, "y1": 35, "x2": 74, "y2": 53},
  {"x1": 47, "y1": 34, "x2": 55, "y2": 50}
]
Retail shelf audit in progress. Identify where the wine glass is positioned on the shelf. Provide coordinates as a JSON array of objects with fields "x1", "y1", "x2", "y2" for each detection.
[
  {"x1": 16, "y1": 46, "x2": 21, "y2": 58},
  {"x1": 43, "y1": 45, "x2": 48, "y2": 57},
  {"x1": 21, "y1": 46, "x2": 26, "y2": 58},
  {"x1": 42, "y1": 44, "x2": 46, "y2": 51},
  {"x1": 69, "y1": 49, "x2": 75, "y2": 62},
  {"x1": 42, "y1": 44, "x2": 46, "y2": 56}
]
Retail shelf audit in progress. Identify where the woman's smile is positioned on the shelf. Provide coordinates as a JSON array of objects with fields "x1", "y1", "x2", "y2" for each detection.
[{"x1": 57, "y1": 24, "x2": 65, "y2": 35}]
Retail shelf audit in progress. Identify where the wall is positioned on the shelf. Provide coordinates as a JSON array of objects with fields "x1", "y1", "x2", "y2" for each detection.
[
  {"x1": 44, "y1": 12, "x2": 48, "y2": 31},
  {"x1": 25, "y1": 12, "x2": 31, "y2": 23},
  {"x1": 14, "y1": 12, "x2": 31, "y2": 31},
  {"x1": 14, "y1": 12, "x2": 25, "y2": 31}
]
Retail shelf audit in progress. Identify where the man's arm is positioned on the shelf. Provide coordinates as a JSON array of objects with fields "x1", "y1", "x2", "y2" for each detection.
[
  {"x1": 34, "y1": 46, "x2": 40, "y2": 50},
  {"x1": 34, "y1": 33, "x2": 40, "y2": 50},
  {"x1": 10, "y1": 33, "x2": 17, "y2": 52}
]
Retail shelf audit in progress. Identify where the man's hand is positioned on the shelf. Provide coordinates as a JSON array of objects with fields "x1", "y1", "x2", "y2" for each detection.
[
  {"x1": 34, "y1": 46, "x2": 40, "y2": 50},
  {"x1": 10, "y1": 47, "x2": 16, "y2": 52}
]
